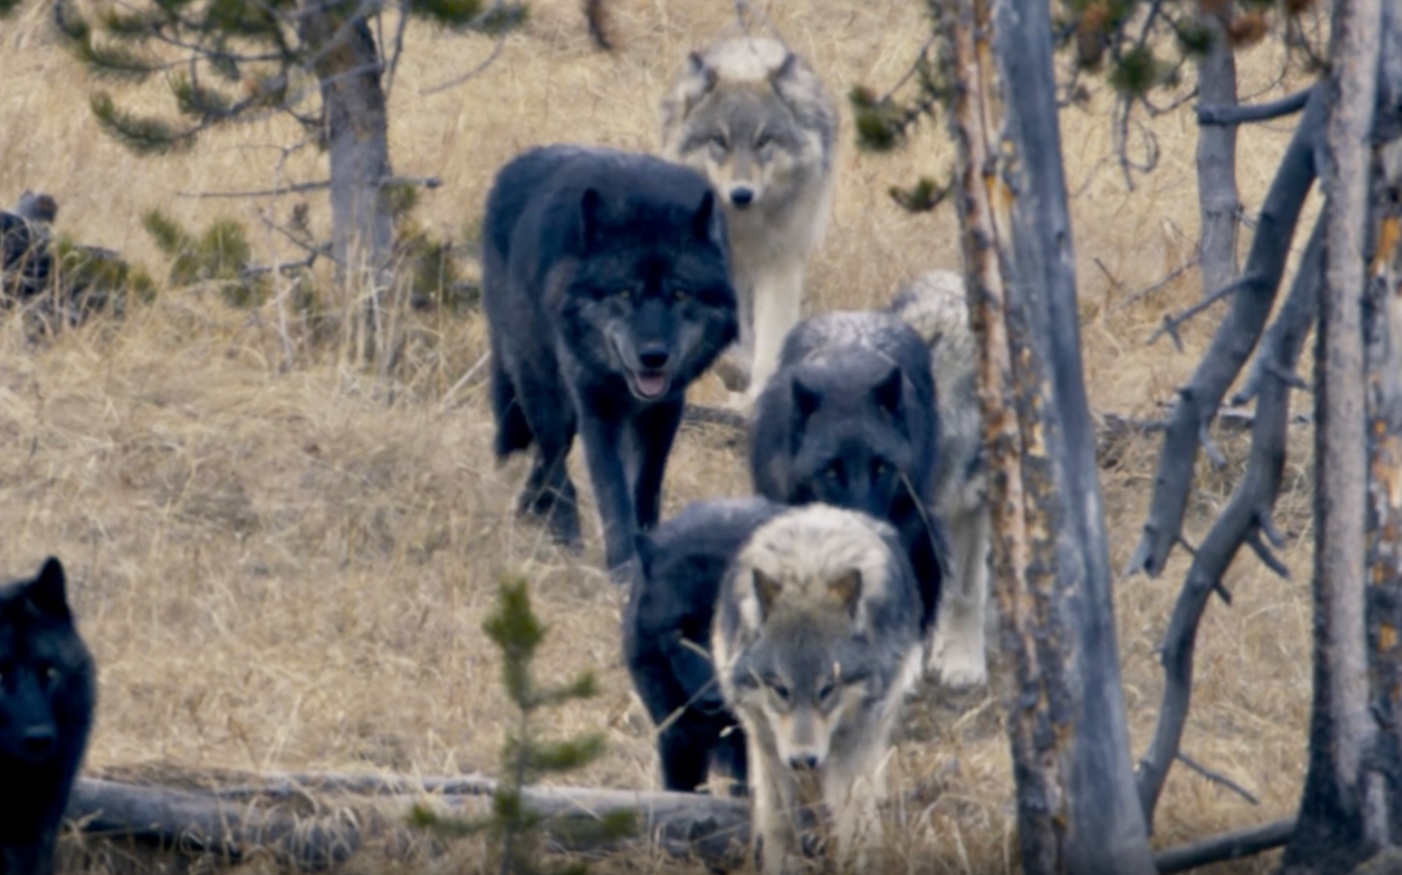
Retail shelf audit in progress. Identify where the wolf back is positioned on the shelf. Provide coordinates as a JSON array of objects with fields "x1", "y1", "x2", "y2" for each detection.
[
  {"x1": 748, "y1": 309, "x2": 946, "y2": 635},
  {"x1": 482, "y1": 145, "x2": 739, "y2": 577},
  {"x1": 624, "y1": 497, "x2": 786, "y2": 795},
  {"x1": 711, "y1": 504, "x2": 922, "y2": 873},
  {"x1": 0, "y1": 557, "x2": 96, "y2": 875},
  {"x1": 660, "y1": 36, "x2": 837, "y2": 401}
]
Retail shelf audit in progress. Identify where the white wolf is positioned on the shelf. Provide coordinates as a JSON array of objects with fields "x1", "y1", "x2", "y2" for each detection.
[
  {"x1": 661, "y1": 35, "x2": 837, "y2": 405},
  {"x1": 889, "y1": 269, "x2": 993, "y2": 689},
  {"x1": 712, "y1": 504, "x2": 922, "y2": 874}
]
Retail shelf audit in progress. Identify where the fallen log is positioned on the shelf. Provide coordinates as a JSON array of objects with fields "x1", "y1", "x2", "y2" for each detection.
[{"x1": 67, "y1": 776, "x2": 752, "y2": 871}]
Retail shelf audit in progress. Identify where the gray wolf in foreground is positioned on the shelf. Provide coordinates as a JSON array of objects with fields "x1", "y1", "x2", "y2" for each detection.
[
  {"x1": 889, "y1": 269, "x2": 992, "y2": 688},
  {"x1": 713, "y1": 504, "x2": 922, "y2": 874},
  {"x1": 749, "y1": 307, "x2": 948, "y2": 665},
  {"x1": 0, "y1": 557, "x2": 97, "y2": 875},
  {"x1": 624, "y1": 497, "x2": 785, "y2": 795},
  {"x1": 483, "y1": 145, "x2": 738, "y2": 578},
  {"x1": 661, "y1": 35, "x2": 836, "y2": 404}
]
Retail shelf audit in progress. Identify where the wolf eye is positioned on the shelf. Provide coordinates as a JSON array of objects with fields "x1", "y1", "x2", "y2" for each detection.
[
  {"x1": 45, "y1": 665, "x2": 62, "y2": 687},
  {"x1": 766, "y1": 679, "x2": 790, "y2": 703},
  {"x1": 615, "y1": 288, "x2": 634, "y2": 300},
  {"x1": 672, "y1": 287, "x2": 691, "y2": 302},
  {"x1": 709, "y1": 133, "x2": 729, "y2": 150},
  {"x1": 824, "y1": 463, "x2": 842, "y2": 482},
  {"x1": 872, "y1": 459, "x2": 891, "y2": 477},
  {"x1": 817, "y1": 681, "x2": 837, "y2": 702},
  {"x1": 755, "y1": 132, "x2": 773, "y2": 150}
]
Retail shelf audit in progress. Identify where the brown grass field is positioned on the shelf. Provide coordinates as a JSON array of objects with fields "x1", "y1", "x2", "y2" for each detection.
[{"x1": 0, "y1": 0, "x2": 1331, "y2": 872}]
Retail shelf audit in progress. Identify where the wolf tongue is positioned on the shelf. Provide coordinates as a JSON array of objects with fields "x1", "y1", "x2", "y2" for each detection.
[{"x1": 636, "y1": 372, "x2": 668, "y2": 398}]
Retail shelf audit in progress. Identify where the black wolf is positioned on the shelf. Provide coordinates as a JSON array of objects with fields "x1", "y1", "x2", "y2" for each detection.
[
  {"x1": 483, "y1": 145, "x2": 739, "y2": 578},
  {"x1": 749, "y1": 310, "x2": 946, "y2": 634},
  {"x1": 624, "y1": 497, "x2": 784, "y2": 794},
  {"x1": 0, "y1": 557, "x2": 97, "y2": 875}
]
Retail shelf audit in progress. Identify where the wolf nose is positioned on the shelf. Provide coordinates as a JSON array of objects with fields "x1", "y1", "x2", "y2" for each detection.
[
  {"x1": 789, "y1": 753, "x2": 819, "y2": 771},
  {"x1": 728, "y1": 186, "x2": 754, "y2": 208},
  {"x1": 638, "y1": 346, "x2": 670, "y2": 370},
  {"x1": 21, "y1": 726, "x2": 56, "y2": 760}
]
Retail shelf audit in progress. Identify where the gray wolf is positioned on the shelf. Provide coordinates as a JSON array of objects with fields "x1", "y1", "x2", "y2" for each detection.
[
  {"x1": 660, "y1": 35, "x2": 836, "y2": 403},
  {"x1": 888, "y1": 269, "x2": 991, "y2": 688},
  {"x1": 0, "y1": 557, "x2": 97, "y2": 875},
  {"x1": 748, "y1": 308, "x2": 948, "y2": 654},
  {"x1": 624, "y1": 497, "x2": 785, "y2": 795},
  {"x1": 483, "y1": 145, "x2": 739, "y2": 579},
  {"x1": 712, "y1": 504, "x2": 922, "y2": 874}
]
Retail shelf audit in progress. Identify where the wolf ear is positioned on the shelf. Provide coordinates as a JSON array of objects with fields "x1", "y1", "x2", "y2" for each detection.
[
  {"x1": 872, "y1": 366, "x2": 904, "y2": 419},
  {"x1": 25, "y1": 556, "x2": 72, "y2": 621},
  {"x1": 578, "y1": 187, "x2": 605, "y2": 251},
  {"x1": 753, "y1": 568, "x2": 783, "y2": 620},
  {"x1": 691, "y1": 189, "x2": 725, "y2": 248},
  {"x1": 827, "y1": 569, "x2": 862, "y2": 618},
  {"x1": 792, "y1": 375, "x2": 822, "y2": 420},
  {"x1": 769, "y1": 51, "x2": 798, "y2": 87}
]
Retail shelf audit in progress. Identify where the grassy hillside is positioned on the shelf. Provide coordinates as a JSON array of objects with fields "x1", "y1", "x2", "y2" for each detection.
[{"x1": 0, "y1": 1, "x2": 1322, "y2": 871}]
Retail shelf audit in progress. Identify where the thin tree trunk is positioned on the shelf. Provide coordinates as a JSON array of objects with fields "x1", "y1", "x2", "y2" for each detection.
[
  {"x1": 940, "y1": 0, "x2": 1155, "y2": 871},
  {"x1": 297, "y1": 0, "x2": 394, "y2": 358},
  {"x1": 1195, "y1": 9, "x2": 1241, "y2": 299},
  {"x1": 1281, "y1": 0, "x2": 1385, "y2": 870}
]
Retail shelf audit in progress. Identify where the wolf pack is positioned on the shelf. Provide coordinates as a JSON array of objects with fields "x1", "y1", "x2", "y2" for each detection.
[{"x1": 1, "y1": 29, "x2": 992, "y2": 875}]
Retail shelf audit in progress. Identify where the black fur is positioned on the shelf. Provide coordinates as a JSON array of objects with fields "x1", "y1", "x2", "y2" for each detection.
[
  {"x1": 0, "y1": 557, "x2": 96, "y2": 875},
  {"x1": 483, "y1": 145, "x2": 740, "y2": 577},
  {"x1": 624, "y1": 497, "x2": 785, "y2": 794},
  {"x1": 749, "y1": 312, "x2": 948, "y2": 633}
]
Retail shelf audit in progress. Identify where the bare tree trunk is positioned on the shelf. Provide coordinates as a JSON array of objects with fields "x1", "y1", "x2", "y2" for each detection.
[
  {"x1": 1281, "y1": 0, "x2": 1385, "y2": 870},
  {"x1": 940, "y1": 0, "x2": 1155, "y2": 871},
  {"x1": 297, "y1": 0, "x2": 394, "y2": 358},
  {"x1": 1195, "y1": 9, "x2": 1241, "y2": 298}
]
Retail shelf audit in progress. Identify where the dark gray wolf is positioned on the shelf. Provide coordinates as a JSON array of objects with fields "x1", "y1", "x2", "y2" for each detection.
[
  {"x1": 748, "y1": 309, "x2": 947, "y2": 653},
  {"x1": 712, "y1": 504, "x2": 922, "y2": 873},
  {"x1": 0, "y1": 557, "x2": 97, "y2": 875},
  {"x1": 661, "y1": 36, "x2": 836, "y2": 404},
  {"x1": 624, "y1": 497, "x2": 785, "y2": 795},
  {"x1": 1, "y1": 193, "x2": 58, "y2": 301},
  {"x1": 483, "y1": 145, "x2": 739, "y2": 578},
  {"x1": 888, "y1": 269, "x2": 991, "y2": 688}
]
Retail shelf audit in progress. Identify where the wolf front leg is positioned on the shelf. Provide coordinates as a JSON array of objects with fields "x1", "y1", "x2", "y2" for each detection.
[
  {"x1": 631, "y1": 399, "x2": 684, "y2": 532},
  {"x1": 574, "y1": 399, "x2": 642, "y2": 581},
  {"x1": 927, "y1": 503, "x2": 992, "y2": 688},
  {"x1": 745, "y1": 257, "x2": 805, "y2": 403},
  {"x1": 747, "y1": 736, "x2": 803, "y2": 875}
]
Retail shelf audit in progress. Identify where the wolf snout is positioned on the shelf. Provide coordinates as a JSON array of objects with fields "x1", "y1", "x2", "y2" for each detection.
[
  {"x1": 19, "y1": 724, "x2": 57, "y2": 761},
  {"x1": 788, "y1": 751, "x2": 821, "y2": 771},
  {"x1": 728, "y1": 186, "x2": 755, "y2": 208},
  {"x1": 638, "y1": 345, "x2": 671, "y2": 370}
]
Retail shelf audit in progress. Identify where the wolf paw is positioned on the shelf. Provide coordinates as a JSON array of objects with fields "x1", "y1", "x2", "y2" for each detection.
[{"x1": 927, "y1": 644, "x2": 987, "y2": 690}]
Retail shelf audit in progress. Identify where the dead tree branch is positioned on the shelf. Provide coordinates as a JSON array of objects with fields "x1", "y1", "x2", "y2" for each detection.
[
  {"x1": 1197, "y1": 88, "x2": 1312, "y2": 126},
  {"x1": 1125, "y1": 83, "x2": 1325, "y2": 580},
  {"x1": 1135, "y1": 215, "x2": 1325, "y2": 828},
  {"x1": 1153, "y1": 817, "x2": 1296, "y2": 874}
]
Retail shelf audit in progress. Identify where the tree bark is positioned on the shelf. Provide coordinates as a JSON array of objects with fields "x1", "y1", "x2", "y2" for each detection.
[
  {"x1": 1195, "y1": 8, "x2": 1241, "y2": 300},
  {"x1": 297, "y1": 0, "x2": 394, "y2": 355},
  {"x1": 940, "y1": 0, "x2": 1155, "y2": 872},
  {"x1": 1281, "y1": 0, "x2": 1385, "y2": 870}
]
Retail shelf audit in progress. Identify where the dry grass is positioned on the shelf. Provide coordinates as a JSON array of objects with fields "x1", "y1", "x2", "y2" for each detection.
[{"x1": 0, "y1": 1, "x2": 1326, "y2": 872}]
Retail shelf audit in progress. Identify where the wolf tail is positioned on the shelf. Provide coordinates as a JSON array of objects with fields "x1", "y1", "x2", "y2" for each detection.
[{"x1": 490, "y1": 357, "x2": 534, "y2": 458}]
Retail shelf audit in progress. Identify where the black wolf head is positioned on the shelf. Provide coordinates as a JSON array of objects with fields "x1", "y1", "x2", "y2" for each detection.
[
  {"x1": 555, "y1": 184, "x2": 738, "y2": 403},
  {"x1": 782, "y1": 358, "x2": 926, "y2": 522},
  {"x1": 0, "y1": 557, "x2": 96, "y2": 828}
]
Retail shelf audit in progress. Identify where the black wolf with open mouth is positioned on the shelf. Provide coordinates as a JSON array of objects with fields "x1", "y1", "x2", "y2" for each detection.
[{"x1": 483, "y1": 144, "x2": 739, "y2": 580}]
